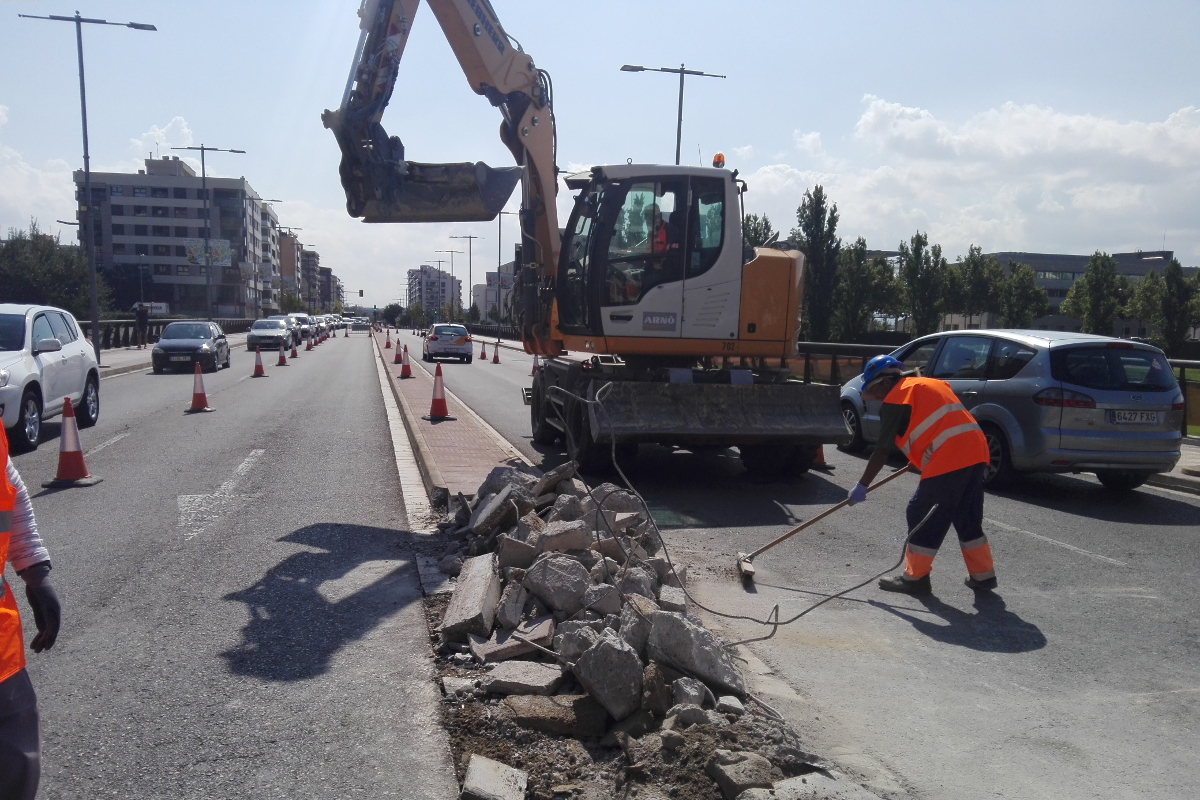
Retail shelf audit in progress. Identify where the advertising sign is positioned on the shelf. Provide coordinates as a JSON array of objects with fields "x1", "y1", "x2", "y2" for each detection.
[
  {"x1": 499, "y1": 274, "x2": 514, "y2": 290},
  {"x1": 183, "y1": 238, "x2": 232, "y2": 267},
  {"x1": 486, "y1": 272, "x2": 499, "y2": 289}
]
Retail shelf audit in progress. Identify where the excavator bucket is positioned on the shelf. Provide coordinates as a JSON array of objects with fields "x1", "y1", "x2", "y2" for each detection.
[
  {"x1": 586, "y1": 381, "x2": 852, "y2": 447},
  {"x1": 359, "y1": 160, "x2": 522, "y2": 224}
]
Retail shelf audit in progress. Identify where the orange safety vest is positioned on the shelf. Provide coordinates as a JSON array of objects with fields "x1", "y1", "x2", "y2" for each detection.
[
  {"x1": 0, "y1": 430, "x2": 24, "y2": 683},
  {"x1": 885, "y1": 376, "x2": 989, "y2": 480}
]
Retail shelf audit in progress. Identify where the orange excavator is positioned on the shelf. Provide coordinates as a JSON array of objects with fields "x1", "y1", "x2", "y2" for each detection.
[{"x1": 324, "y1": 0, "x2": 849, "y2": 473}]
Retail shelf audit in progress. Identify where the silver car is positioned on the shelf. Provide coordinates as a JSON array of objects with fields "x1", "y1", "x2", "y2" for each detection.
[
  {"x1": 839, "y1": 330, "x2": 1183, "y2": 491},
  {"x1": 422, "y1": 324, "x2": 474, "y2": 363}
]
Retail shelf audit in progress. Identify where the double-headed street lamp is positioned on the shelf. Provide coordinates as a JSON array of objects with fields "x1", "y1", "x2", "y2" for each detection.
[
  {"x1": 620, "y1": 63, "x2": 726, "y2": 166},
  {"x1": 171, "y1": 145, "x2": 245, "y2": 321},
  {"x1": 434, "y1": 249, "x2": 463, "y2": 320},
  {"x1": 450, "y1": 235, "x2": 482, "y2": 321},
  {"x1": 21, "y1": 11, "x2": 157, "y2": 364}
]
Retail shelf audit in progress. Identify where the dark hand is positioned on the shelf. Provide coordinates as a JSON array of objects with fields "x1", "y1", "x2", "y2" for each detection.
[{"x1": 18, "y1": 562, "x2": 60, "y2": 653}]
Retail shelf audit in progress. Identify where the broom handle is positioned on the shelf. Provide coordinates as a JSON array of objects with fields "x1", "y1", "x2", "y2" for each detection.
[{"x1": 745, "y1": 465, "x2": 912, "y2": 561}]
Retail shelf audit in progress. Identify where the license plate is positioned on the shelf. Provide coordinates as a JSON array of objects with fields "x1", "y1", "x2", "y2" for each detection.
[
  {"x1": 1110, "y1": 410, "x2": 1160, "y2": 425},
  {"x1": 169, "y1": 355, "x2": 191, "y2": 362}
]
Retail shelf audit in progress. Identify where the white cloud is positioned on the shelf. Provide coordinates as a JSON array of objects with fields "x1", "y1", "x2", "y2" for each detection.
[
  {"x1": 0, "y1": 142, "x2": 75, "y2": 237},
  {"x1": 732, "y1": 145, "x2": 755, "y2": 159},
  {"x1": 742, "y1": 97, "x2": 1200, "y2": 259},
  {"x1": 0, "y1": 105, "x2": 8, "y2": 128}
]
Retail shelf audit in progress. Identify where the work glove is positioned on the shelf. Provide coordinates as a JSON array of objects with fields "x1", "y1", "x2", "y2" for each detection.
[
  {"x1": 848, "y1": 483, "x2": 869, "y2": 506},
  {"x1": 17, "y1": 561, "x2": 60, "y2": 653}
]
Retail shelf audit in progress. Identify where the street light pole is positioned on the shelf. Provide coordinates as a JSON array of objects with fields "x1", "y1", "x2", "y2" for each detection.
[
  {"x1": 435, "y1": 249, "x2": 463, "y2": 320},
  {"x1": 171, "y1": 145, "x2": 246, "y2": 320},
  {"x1": 620, "y1": 63, "x2": 726, "y2": 165},
  {"x1": 450, "y1": 235, "x2": 482, "y2": 321},
  {"x1": 21, "y1": 11, "x2": 157, "y2": 364},
  {"x1": 497, "y1": 210, "x2": 517, "y2": 323}
]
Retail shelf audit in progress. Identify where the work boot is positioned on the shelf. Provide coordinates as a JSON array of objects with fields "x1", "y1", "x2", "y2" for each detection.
[
  {"x1": 965, "y1": 575, "x2": 998, "y2": 591},
  {"x1": 878, "y1": 574, "x2": 931, "y2": 595}
]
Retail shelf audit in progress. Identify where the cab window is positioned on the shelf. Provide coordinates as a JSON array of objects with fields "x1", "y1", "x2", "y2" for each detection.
[
  {"x1": 687, "y1": 177, "x2": 724, "y2": 278},
  {"x1": 31, "y1": 314, "x2": 55, "y2": 348},
  {"x1": 988, "y1": 340, "x2": 1037, "y2": 380},
  {"x1": 931, "y1": 336, "x2": 993, "y2": 379},
  {"x1": 602, "y1": 178, "x2": 686, "y2": 306},
  {"x1": 47, "y1": 312, "x2": 75, "y2": 345}
]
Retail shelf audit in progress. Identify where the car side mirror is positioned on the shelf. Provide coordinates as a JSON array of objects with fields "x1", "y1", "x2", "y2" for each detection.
[{"x1": 34, "y1": 338, "x2": 63, "y2": 354}]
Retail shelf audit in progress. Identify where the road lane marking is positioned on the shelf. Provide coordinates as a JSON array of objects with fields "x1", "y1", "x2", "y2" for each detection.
[
  {"x1": 984, "y1": 517, "x2": 1126, "y2": 566},
  {"x1": 86, "y1": 432, "x2": 129, "y2": 457},
  {"x1": 177, "y1": 449, "x2": 265, "y2": 539}
]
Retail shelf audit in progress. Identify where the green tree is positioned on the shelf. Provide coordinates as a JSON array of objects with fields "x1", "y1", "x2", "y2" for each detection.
[
  {"x1": 743, "y1": 213, "x2": 776, "y2": 248},
  {"x1": 790, "y1": 186, "x2": 840, "y2": 341},
  {"x1": 831, "y1": 238, "x2": 899, "y2": 342},
  {"x1": 468, "y1": 302, "x2": 481, "y2": 323},
  {"x1": 408, "y1": 301, "x2": 424, "y2": 327},
  {"x1": 1160, "y1": 258, "x2": 1197, "y2": 356},
  {"x1": 953, "y1": 245, "x2": 1005, "y2": 327},
  {"x1": 1124, "y1": 270, "x2": 1163, "y2": 331},
  {"x1": 997, "y1": 261, "x2": 1048, "y2": 328},
  {"x1": 0, "y1": 220, "x2": 112, "y2": 319},
  {"x1": 487, "y1": 305, "x2": 500, "y2": 322},
  {"x1": 381, "y1": 302, "x2": 404, "y2": 326},
  {"x1": 1058, "y1": 252, "x2": 1129, "y2": 334},
  {"x1": 278, "y1": 292, "x2": 306, "y2": 313},
  {"x1": 897, "y1": 231, "x2": 949, "y2": 336}
]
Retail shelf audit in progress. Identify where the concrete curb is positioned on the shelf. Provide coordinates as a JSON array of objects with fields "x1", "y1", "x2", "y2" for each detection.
[
  {"x1": 99, "y1": 361, "x2": 151, "y2": 380},
  {"x1": 1146, "y1": 472, "x2": 1200, "y2": 495}
]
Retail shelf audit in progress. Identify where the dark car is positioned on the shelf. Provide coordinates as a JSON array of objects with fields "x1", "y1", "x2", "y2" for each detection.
[
  {"x1": 247, "y1": 319, "x2": 291, "y2": 352},
  {"x1": 152, "y1": 321, "x2": 231, "y2": 373}
]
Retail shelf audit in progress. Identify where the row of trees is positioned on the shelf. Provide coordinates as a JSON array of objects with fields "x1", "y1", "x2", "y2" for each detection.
[
  {"x1": 0, "y1": 222, "x2": 112, "y2": 320},
  {"x1": 746, "y1": 188, "x2": 1200, "y2": 354}
]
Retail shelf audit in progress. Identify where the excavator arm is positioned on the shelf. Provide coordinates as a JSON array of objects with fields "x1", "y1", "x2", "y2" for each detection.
[{"x1": 322, "y1": 0, "x2": 562, "y2": 355}]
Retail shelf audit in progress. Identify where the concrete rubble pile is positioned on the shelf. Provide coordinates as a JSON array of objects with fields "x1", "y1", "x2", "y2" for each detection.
[{"x1": 432, "y1": 463, "x2": 836, "y2": 800}]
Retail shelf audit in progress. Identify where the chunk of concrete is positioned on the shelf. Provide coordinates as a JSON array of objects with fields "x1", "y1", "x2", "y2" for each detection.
[
  {"x1": 735, "y1": 772, "x2": 882, "y2": 800},
  {"x1": 515, "y1": 512, "x2": 546, "y2": 543},
  {"x1": 481, "y1": 660, "x2": 566, "y2": 695},
  {"x1": 619, "y1": 594, "x2": 660, "y2": 657},
  {"x1": 705, "y1": 749, "x2": 773, "y2": 800},
  {"x1": 658, "y1": 585, "x2": 687, "y2": 613},
  {"x1": 476, "y1": 465, "x2": 539, "y2": 503},
  {"x1": 664, "y1": 703, "x2": 708, "y2": 728},
  {"x1": 590, "y1": 557, "x2": 621, "y2": 584},
  {"x1": 496, "y1": 535, "x2": 537, "y2": 570},
  {"x1": 441, "y1": 676, "x2": 477, "y2": 697},
  {"x1": 461, "y1": 753, "x2": 528, "y2": 800},
  {"x1": 522, "y1": 554, "x2": 591, "y2": 615},
  {"x1": 663, "y1": 563, "x2": 687, "y2": 588},
  {"x1": 536, "y1": 519, "x2": 591, "y2": 553},
  {"x1": 554, "y1": 624, "x2": 599, "y2": 663},
  {"x1": 472, "y1": 485, "x2": 514, "y2": 537},
  {"x1": 503, "y1": 694, "x2": 608, "y2": 738},
  {"x1": 595, "y1": 536, "x2": 628, "y2": 565},
  {"x1": 438, "y1": 553, "x2": 464, "y2": 576},
  {"x1": 618, "y1": 566, "x2": 658, "y2": 601},
  {"x1": 593, "y1": 483, "x2": 643, "y2": 512},
  {"x1": 573, "y1": 635, "x2": 644, "y2": 721},
  {"x1": 546, "y1": 493, "x2": 583, "y2": 523},
  {"x1": 467, "y1": 492, "x2": 496, "y2": 531},
  {"x1": 647, "y1": 611, "x2": 744, "y2": 695},
  {"x1": 581, "y1": 584, "x2": 621, "y2": 616},
  {"x1": 716, "y1": 696, "x2": 745, "y2": 716},
  {"x1": 469, "y1": 615, "x2": 554, "y2": 662},
  {"x1": 531, "y1": 461, "x2": 577, "y2": 497},
  {"x1": 598, "y1": 708, "x2": 657, "y2": 747},
  {"x1": 600, "y1": 510, "x2": 641, "y2": 534},
  {"x1": 673, "y1": 677, "x2": 708, "y2": 707},
  {"x1": 494, "y1": 582, "x2": 527, "y2": 630},
  {"x1": 641, "y1": 662, "x2": 673, "y2": 716},
  {"x1": 554, "y1": 478, "x2": 583, "y2": 498},
  {"x1": 440, "y1": 554, "x2": 502, "y2": 642}
]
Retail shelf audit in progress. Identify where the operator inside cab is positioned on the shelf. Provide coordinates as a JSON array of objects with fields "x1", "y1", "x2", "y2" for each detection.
[
  {"x1": 643, "y1": 203, "x2": 682, "y2": 290},
  {"x1": 849, "y1": 354, "x2": 999, "y2": 596}
]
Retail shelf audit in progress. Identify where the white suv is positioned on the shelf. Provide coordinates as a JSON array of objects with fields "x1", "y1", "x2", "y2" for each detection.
[{"x1": 0, "y1": 304, "x2": 101, "y2": 451}]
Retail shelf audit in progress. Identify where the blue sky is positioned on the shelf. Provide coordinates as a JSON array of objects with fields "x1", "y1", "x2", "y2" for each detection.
[{"x1": 3, "y1": 0, "x2": 1198, "y2": 306}]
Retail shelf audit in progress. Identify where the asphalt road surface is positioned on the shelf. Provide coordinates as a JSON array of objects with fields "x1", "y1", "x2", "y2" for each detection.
[
  {"x1": 8, "y1": 334, "x2": 455, "y2": 799},
  {"x1": 400, "y1": 329, "x2": 1200, "y2": 800}
]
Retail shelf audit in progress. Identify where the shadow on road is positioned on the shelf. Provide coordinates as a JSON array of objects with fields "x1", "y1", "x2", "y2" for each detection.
[
  {"x1": 220, "y1": 523, "x2": 418, "y2": 681},
  {"x1": 991, "y1": 472, "x2": 1200, "y2": 526},
  {"x1": 869, "y1": 592, "x2": 1047, "y2": 653}
]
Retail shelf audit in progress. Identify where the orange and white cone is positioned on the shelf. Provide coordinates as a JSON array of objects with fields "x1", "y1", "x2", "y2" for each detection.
[
  {"x1": 252, "y1": 347, "x2": 267, "y2": 377},
  {"x1": 385, "y1": 331, "x2": 392, "y2": 349},
  {"x1": 492, "y1": 341, "x2": 501, "y2": 364},
  {"x1": 394, "y1": 344, "x2": 404, "y2": 364},
  {"x1": 400, "y1": 345, "x2": 413, "y2": 378},
  {"x1": 531, "y1": 353, "x2": 541, "y2": 376},
  {"x1": 812, "y1": 445, "x2": 833, "y2": 471},
  {"x1": 41, "y1": 397, "x2": 102, "y2": 487},
  {"x1": 480, "y1": 339, "x2": 487, "y2": 360},
  {"x1": 305, "y1": 335, "x2": 313, "y2": 352},
  {"x1": 422, "y1": 362, "x2": 455, "y2": 420},
  {"x1": 277, "y1": 343, "x2": 288, "y2": 367},
  {"x1": 186, "y1": 362, "x2": 214, "y2": 413},
  {"x1": 291, "y1": 342, "x2": 299, "y2": 359}
]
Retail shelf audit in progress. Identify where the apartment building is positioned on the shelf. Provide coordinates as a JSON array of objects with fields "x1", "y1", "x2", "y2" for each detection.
[{"x1": 407, "y1": 266, "x2": 461, "y2": 317}]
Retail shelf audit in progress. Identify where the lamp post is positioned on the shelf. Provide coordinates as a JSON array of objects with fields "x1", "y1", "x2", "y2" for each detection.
[
  {"x1": 450, "y1": 235, "x2": 482, "y2": 322},
  {"x1": 22, "y1": 11, "x2": 157, "y2": 364},
  {"x1": 171, "y1": 145, "x2": 245, "y2": 320},
  {"x1": 620, "y1": 63, "x2": 726, "y2": 165},
  {"x1": 434, "y1": 250, "x2": 463, "y2": 320},
  {"x1": 497, "y1": 210, "x2": 518, "y2": 323}
]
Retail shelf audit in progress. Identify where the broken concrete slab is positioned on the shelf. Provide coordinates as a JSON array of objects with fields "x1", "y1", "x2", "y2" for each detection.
[
  {"x1": 618, "y1": 565, "x2": 658, "y2": 601},
  {"x1": 477, "y1": 465, "x2": 539, "y2": 502},
  {"x1": 522, "y1": 554, "x2": 591, "y2": 615},
  {"x1": 619, "y1": 594, "x2": 660, "y2": 657},
  {"x1": 502, "y1": 694, "x2": 608, "y2": 738},
  {"x1": 531, "y1": 461, "x2": 577, "y2": 497},
  {"x1": 592, "y1": 483, "x2": 643, "y2": 512},
  {"x1": 461, "y1": 753, "x2": 528, "y2": 800},
  {"x1": 573, "y1": 635, "x2": 644, "y2": 721},
  {"x1": 735, "y1": 772, "x2": 882, "y2": 800},
  {"x1": 595, "y1": 536, "x2": 628, "y2": 565},
  {"x1": 663, "y1": 564, "x2": 687, "y2": 588},
  {"x1": 589, "y1": 557, "x2": 621, "y2": 584},
  {"x1": 547, "y1": 493, "x2": 583, "y2": 523},
  {"x1": 536, "y1": 519, "x2": 591, "y2": 553},
  {"x1": 441, "y1": 676, "x2": 477, "y2": 697},
  {"x1": 495, "y1": 582, "x2": 528, "y2": 630},
  {"x1": 641, "y1": 662, "x2": 673, "y2": 716},
  {"x1": 516, "y1": 512, "x2": 546, "y2": 543},
  {"x1": 598, "y1": 709, "x2": 657, "y2": 747},
  {"x1": 658, "y1": 585, "x2": 687, "y2": 613},
  {"x1": 440, "y1": 554, "x2": 502, "y2": 642},
  {"x1": 663, "y1": 703, "x2": 708, "y2": 728},
  {"x1": 646, "y1": 611, "x2": 745, "y2": 695},
  {"x1": 555, "y1": 624, "x2": 599, "y2": 663},
  {"x1": 467, "y1": 492, "x2": 497, "y2": 531},
  {"x1": 468, "y1": 615, "x2": 554, "y2": 662},
  {"x1": 472, "y1": 485, "x2": 514, "y2": 536},
  {"x1": 482, "y1": 660, "x2": 566, "y2": 695},
  {"x1": 716, "y1": 696, "x2": 745, "y2": 716},
  {"x1": 416, "y1": 557, "x2": 455, "y2": 596},
  {"x1": 580, "y1": 584, "x2": 621, "y2": 616},
  {"x1": 673, "y1": 677, "x2": 708, "y2": 707},
  {"x1": 705, "y1": 749, "x2": 773, "y2": 800},
  {"x1": 438, "y1": 552, "x2": 464, "y2": 576},
  {"x1": 600, "y1": 510, "x2": 641, "y2": 535},
  {"x1": 496, "y1": 535, "x2": 537, "y2": 570}
]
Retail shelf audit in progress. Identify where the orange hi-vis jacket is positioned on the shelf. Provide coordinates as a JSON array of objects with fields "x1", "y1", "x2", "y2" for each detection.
[
  {"x1": 0, "y1": 431, "x2": 24, "y2": 684},
  {"x1": 885, "y1": 376, "x2": 989, "y2": 480}
]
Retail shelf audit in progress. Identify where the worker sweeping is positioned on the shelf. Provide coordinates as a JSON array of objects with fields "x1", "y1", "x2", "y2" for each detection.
[{"x1": 848, "y1": 355, "x2": 998, "y2": 595}]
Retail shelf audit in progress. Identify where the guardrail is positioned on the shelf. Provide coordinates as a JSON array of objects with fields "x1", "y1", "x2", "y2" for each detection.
[
  {"x1": 465, "y1": 323, "x2": 520, "y2": 342},
  {"x1": 1170, "y1": 359, "x2": 1200, "y2": 436},
  {"x1": 88, "y1": 318, "x2": 253, "y2": 350}
]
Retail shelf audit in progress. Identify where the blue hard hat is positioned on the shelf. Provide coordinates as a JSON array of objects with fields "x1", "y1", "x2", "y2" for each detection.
[{"x1": 861, "y1": 354, "x2": 904, "y2": 388}]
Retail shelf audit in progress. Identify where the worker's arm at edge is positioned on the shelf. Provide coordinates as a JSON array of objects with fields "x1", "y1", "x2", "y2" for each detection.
[{"x1": 851, "y1": 402, "x2": 911, "y2": 502}]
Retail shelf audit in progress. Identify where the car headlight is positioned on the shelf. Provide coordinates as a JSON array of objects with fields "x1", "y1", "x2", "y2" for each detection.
[
  {"x1": 153, "y1": 346, "x2": 164, "y2": 354},
  {"x1": 200, "y1": 344, "x2": 211, "y2": 352},
  {"x1": 0, "y1": 369, "x2": 9, "y2": 389}
]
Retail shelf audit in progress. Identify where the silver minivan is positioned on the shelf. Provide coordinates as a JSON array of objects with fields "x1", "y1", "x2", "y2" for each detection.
[{"x1": 839, "y1": 330, "x2": 1183, "y2": 491}]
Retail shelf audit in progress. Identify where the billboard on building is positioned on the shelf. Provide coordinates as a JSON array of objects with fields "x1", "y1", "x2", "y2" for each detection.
[
  {"x1": 486, "y1": 272, "x2": 499, "y2": 288},
  {"x1": 183, "y1": 238, "x2": 232, "y2": 267},
  {"x1": 499, "y1": 274, "x2": 514, "y2": 290}
]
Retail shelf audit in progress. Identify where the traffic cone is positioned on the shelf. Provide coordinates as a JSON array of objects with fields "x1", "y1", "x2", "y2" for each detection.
[
  {"x1": 252, "y1": 347, "x2": 267, "y2": 377},
  {"x1": 480, "y1": 339, "x2": 487, "y2": 360},
  {"x1": 812, "y1": 445, "x2": 833, "y2": 471},
  {"x1": 305, "y1": 335, "x2": 313, "y2": 351},
  {"x1": 277, "y1": 343, "x2": 288, "y2": 367},
  {"x1": 400, "y1": 345, "x2": 413, "y2": 378},
  {"x1": 492, "y1": 341, "x2": 501, "y2": 364},
  {"x1": 41, "y1": 397, "x2": 102, "y2": 488},
  {"x1": 422, "y1": 362, "x2": 455, "y2": 420},
  {"x1": 531, "y1": 353, "x2": 541, "y2": 376},
  {"x1": 186, "y1": 362, "x2": 214, "y2": 413},
  {"x1": 291, "y1": 342, "x2": 299, "y2": 359},
  {"x1": 385, "y1": 331, "x2": 392, "y2": 349},
  {"x1": 393, "y1": 345, "x2": 403, "y2": 365}
]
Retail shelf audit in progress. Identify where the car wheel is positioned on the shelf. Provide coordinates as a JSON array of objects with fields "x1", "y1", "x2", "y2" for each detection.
[
  {"x1": 981, "y1": 423, "x2": 1017, "y2": 489},
  {"x1": 566, "y1": 396, "x2": 610, "y2": 473},
  {"x1": 12, "y1": 389, "x2": 42, "y2": 451},
  {"x1": 1095, "y1": 469, "x2": 1152, "y2": 492},
  {"x1": 530, "y1": 376, "x2": 558, "y2": 446},
  {"x1": 739, "y1": 443, "x2": 796, "y2": 477},
  {"x1": 466, "y1": 356, "x2": 473, "y2": 364},
  {"x1": 223, "y1": 349, "x2": 231, "y2": 369},
  {"x1": 839, "y1": 402, "x2": 867, "y2": 453},
  {"x1": 152, "y1": 364, "x2": 164, "y2": 374},
  {"x1": 77, "y1": 375, "x2": 100, "y2": 428},
  {"x1": 202, "y1": 358, "x2": 216, "y2": 373}
]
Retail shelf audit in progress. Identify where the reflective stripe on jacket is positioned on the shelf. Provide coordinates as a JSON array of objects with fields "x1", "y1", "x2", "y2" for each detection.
[
  {"x1": 0, "y1": 429, "x2": 24, "y2": 683},
  {"x1": 886, "y1": 376, "x2": 989, "y2": 479}
]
